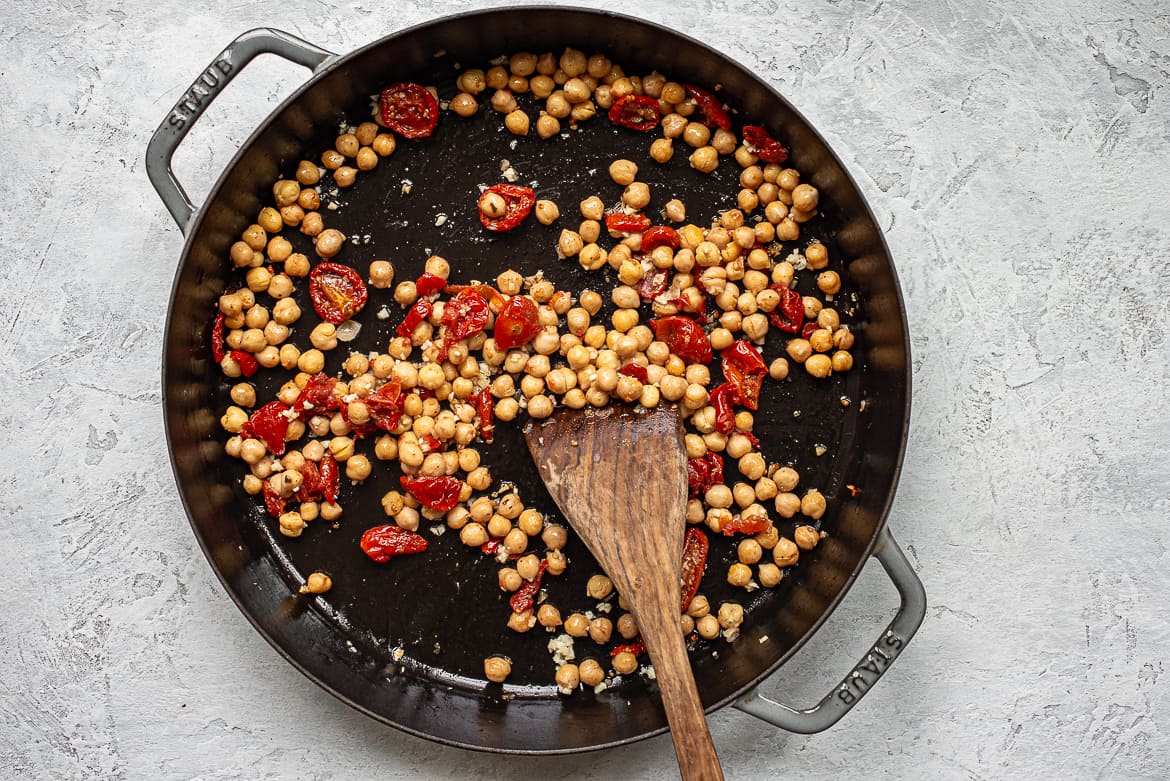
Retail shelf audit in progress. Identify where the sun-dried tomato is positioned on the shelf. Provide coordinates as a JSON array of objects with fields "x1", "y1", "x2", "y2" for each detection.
[
  {"x1": 474, "y1": 387, "x2": 495, "y2": 443},
  {"x1": 636, "y1": 267, "x2": 670, "y2": 300},
  {"x1": 261, "y1": 480, "x2": 286, "y2": 518},
  {"x1": 211, "y1": 313, "x2": 226, "y2": 363},
  {"x1": 710, "y1": 383, "x2": 738, "y2": 435},
  {"x1": 414, "y1": 272, "x2": 447, "y2": 297},
  {"x1": 293, "y1": 373, "x2": 339, "y2": 419},
  {"x1": 309, "y1": 262, "x2": 367, "y2": 324},
  {"x1": 296, "y1": 459, "x2": 323, "y2": 502},
  {"x1": 605, "y1": 212, "x2": 651, "y2": 234},
  {"x1": 687, "y1": 452, "x2": 724, "y2": 498},
  {"x1": 445, "y1": 283, "x2": 506, "y2": 311},
  {"x1": 721, "y1": 340, "x2": 768, "y2": 410},
  {"x1": 680, "y1": 528, "x2": 709, "y2": 612},
  {"x1": 240, "y1": 401, "x2": 290, "y2": 456},
  {"x1": 742, "y1": 125, "x2": 789, "y2": 163},
  {"x1": 767, "y1": 284, "x2": 804, "y2": 334},
  {"x1": 509, "y1": 560, "x2": 549, "y2": 614},
  {"x1": 611, "y1": 638, "x2": 647, "y2": 658},
  {"x1": 492, "y1": 294, "x2": 541, "y2": 350},
  {"x1": 801, "y1": 321, "x2": 820, "y2": 339},
  {"x1": 479, "y1": 183, "x2": 536, "y2": 232},
  {"x1": 608, "y1": 94, "x2": 660, "y2": 131},
  {"x1": 379, "y1": 82, "x2": 439, "y2": 139},
  {"x1": 641, "y1": 225, "x2": 680, "y2": 252},
  {"x1": 684, "y1": 84, "x2": 732, "y2": 131},
  {"x1": 396, "y1": 299, "x2": 432, "y2": 338},
  {"x1": 400, "y1": 475, "x2": 463, "y2": 512},
  {"x1": 364, "y1": 381, "x2": 403, "y2": 431},
  {"x1": 419, "y1": 434, "x2": 444, "y2": 454},
  {"x1": 231, "y1": 350, "x2": 259, "y2": 377},
  {"x1": 740, "y1": 430, "x2": 760, "y2": 449},
  {"x1": 650, "y1": 315, "x2": 712, "y2": 364},
  {"x1": 339, "y1": 399, "x2": 377, "y2": 439},
  {"x1": 360, "y1": 524, "x2": 429, "y2": 563},
  {"x1": 721, "y1": 514, "x2": 773, "y2": 536},
  {"x1": 320, "y1": 454, "x2": 339, "y2": 504},
  {"x1": 437, "y1": 288, "x2": 489, "y2": 361},
  {"x1": 481, "y1": 538, "x2": 503, "y2": 556},
  {"x1": 618, "y1": 364, "x2": 648, "y2": 383}
]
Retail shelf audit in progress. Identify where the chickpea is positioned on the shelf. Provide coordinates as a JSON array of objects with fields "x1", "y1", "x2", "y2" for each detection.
[
  {"x1": 737, "y1": 538, "x2": 764, "y2": 565},
  {"x1": 689, "y1": 146, "x2": 719, "y2": 174},
  {"x1": 450, "y1": 92, "x2": 478, "y2": 117},
  {"x1": 622, "y1": 182, "x2": 650, "y2": 211},
  {"x1": 664, "y1": 198, "x2": 686, "y2": 223},
  {"x1": 577, "y1": 658, "x2": 604, "y2": 687},
  {"x1": 310, "y1": 322, "x2": 338, "y2": 351},
  {"x1": 564, "y1": 613, "x2": 589, "y2": 638},
  {"x1": 717, "y1": 602, "x2": 745, "y2": 630},
  {"x1": 484, "y1": 656, "x2": 512, "y2": 683},
  {"x1": 650, "y1": 137, "x2": 674, "y2": 163},
  {"x1": 555, "y1": 663, "x2": 580, "y2": 693},
  {"x1": 765, "y1": 539, "x2": 799, "y2": 572},
  {"x1": 519, "y1": 199, "x2": 558, "y2": 229},
  {"x1": 613, "y1": 651, "x2": 638, "y2": 675},
  {"x1": 695, "y1": 614, "x2": 720, "y2": 640},
  {"x1": 609, "y1": 159, "x2": 638, "y2": 185},
  {"x1": 682, "y1": 121, "x2": 711, "y2": 148},
  {"x1": 332, "y1": 166, "x2": 356, "y2": 188},
  {"x1": 314, "y1": 228, "x2": 345, "y2": 259},
  {"x1": 792, "y1": 183, "x2": 819, "y2": 212},
  {"x1": 587, "y1": 617, "x2": 613, "y2": 644},
  {"x1": 538, "y1": 604, "x2": 563, "y2": 629},
  {"x1": 818, "y1": 270, "x2": 842, "y2": 296},
  {"x1": 727, "y1": 563, "x2": 753, "y2": 588},
  {"x1": 805, "y1": 354, "x2": 833, "y2": 378},
  {"x1": 542, "y1": 524, "x2": 567, "y2": 550},
  {"x1": 504, "y1": 108, "x2": 530, "y2": 135},
  {"x1": 229, "y1": 383, "x2": 256, "y2": 408},
  {"x1": 586, "y1": 574, "x2": 613, "y2": 600},
  {"x1": 372, "y1": 133, "x2": 396, "y2": 156}
]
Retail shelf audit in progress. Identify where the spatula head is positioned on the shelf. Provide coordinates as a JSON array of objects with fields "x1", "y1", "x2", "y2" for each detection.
[{"x1": 523, "y1": 405, "x2": 688, "y2": 599}]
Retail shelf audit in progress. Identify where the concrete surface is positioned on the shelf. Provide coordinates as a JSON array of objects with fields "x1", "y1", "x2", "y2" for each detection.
[{"x1": 1, "y1": 0, "x2": 1168, "y2": 778}]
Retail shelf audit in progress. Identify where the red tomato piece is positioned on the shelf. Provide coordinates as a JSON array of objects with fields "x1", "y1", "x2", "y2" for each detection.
[
  {"x1": 637, "y1": 267, "x2": 670, "y2": 300},
  {"x1": 649, "y1": 315, "x2": 712, "y2": 364},
  {"x1": 680, "y1": 528, "x2": 709, "y2": 612},
  {"x1": 261, "y1": 480, "x2": 286, "y2": 518},
  {"x1": 400, "y1": 475, "x2": 463, "y2": 512},
  {"x1": 379, "y1": 82, "x2": 439, "y2": 139},
  {"x1": 365, "y1": 381, "x2": 403, "y2": 431},
  {"x1": 687, "y1": 452, "x2": 724, "y2": 498},
  {"x1": 211, "y1": 313, "x2": 226, "y2": 363},
  {"x1": 742, "y1": 125, "x2": 789, "y2": 163},
  {"x1": 493, "y1": 294, "x2": 541, "y2": 350},
  {"x1": 240, "y1": 401, "x2": 291, "y2": 456},
  {"x1": 445, "y1": 283, "x2": 506, "y2": 311},
  {"x1": 479, "y1": 184, "x2": 536, "y2": 232},
  {"x1": 610, "y1": 638, "x2": 647, "y2": 658},
  {"x1": 360, "y1": 524, "x2": 429, "y2": 563},
  {"x1": 710, "y1": 383, "x2": 738, "y2": 434},
  {"x1": 618, "y1": 364, "x2": 649, "y2": 383},
  {"x1": 320, "y1": 454, "x2": 339, "y2": 504},
  {"x1": 474, "y1": 387, "x2": 495, "y2": 443},
  {"x1": 608, "y1": 94, "x2": 661, "y2": 131},
  {"x1": 437, "y1": 288, "x2": 490, "y2": 361},
  {"x1": 801, "y1": 321, "x2": 820, "y2": 339},
  {"x1": 721, "y1": 340, "x2": 768, "y2": 410},
  {"x1": 415, "y1": 272, "x2": 447, "y2": 297},
  {"x1": 309, "y1": 262, "x2": 368, "y2": 324},
  {"x1": 509, "y1": 560, "x2": 549, "y2": 614},
  {"x1": 684, "y1": 84, "x2": 732, "y2": 131},
  {"x1": 641, "y1": 225, "x2": 680, "y2": 252},
  {"x1": 230, "y1": 350, "x2": 258, "y2": 377},
  {"x1": 293, "y1": 373, "x2": 340, "y2": 419},
  {"x1": 396, "y1": 299, "x2": 432, "y2": 339},
  {"x1": 721, "y1": 514, "x2": 773, "y2": 536},
  {"x1": 605, "y1": 212, "x2": 651, "y2": 234},
  {"x1": 767, "y1": 284, "x2": 805, "y2": 333},
  {"x1": 296, "y1": 460, "x2": 323, "y2": 502}
]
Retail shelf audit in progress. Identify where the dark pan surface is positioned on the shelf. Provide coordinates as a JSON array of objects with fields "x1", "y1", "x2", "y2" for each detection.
[{"x1": 163, "y1": 7, "x2": 910, "y2": 753}]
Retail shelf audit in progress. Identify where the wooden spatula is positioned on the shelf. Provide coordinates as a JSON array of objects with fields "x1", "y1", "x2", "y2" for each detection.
[{"x1": 524, "y1": 405, "x2": 724, "y2": 781}]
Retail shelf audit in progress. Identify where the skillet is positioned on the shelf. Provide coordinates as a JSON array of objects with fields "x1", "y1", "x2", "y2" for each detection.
[{"x1": 147, "y1": 7, "x2": 926, "y2": 753}]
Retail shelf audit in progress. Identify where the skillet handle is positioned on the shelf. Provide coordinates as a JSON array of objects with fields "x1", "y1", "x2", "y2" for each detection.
[
  {"x1": 145, "y1": 28, "x2": 335, "y2": 234},
  {"x1": 733, "y1": 528, "x2": 925, "y2": 733}
]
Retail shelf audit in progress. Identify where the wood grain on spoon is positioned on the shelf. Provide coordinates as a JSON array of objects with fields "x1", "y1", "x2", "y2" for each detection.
[{"x1": 525, "y1": 405, "x2": 724, "y2": 781}]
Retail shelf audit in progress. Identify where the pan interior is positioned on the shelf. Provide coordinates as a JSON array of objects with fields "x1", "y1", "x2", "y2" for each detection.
[{"x1": 164, "y1": 7, "x2": 909, "y2": 754}]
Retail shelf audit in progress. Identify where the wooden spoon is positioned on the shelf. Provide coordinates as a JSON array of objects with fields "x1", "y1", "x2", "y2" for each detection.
[{"x1": 524, "y1": 405, "x2": 724, "y2": 781}]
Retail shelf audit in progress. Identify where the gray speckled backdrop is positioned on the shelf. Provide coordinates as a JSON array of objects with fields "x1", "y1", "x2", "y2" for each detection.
[{"x1": 1, "y1": 0, "x2": 1168, "y2": 778}]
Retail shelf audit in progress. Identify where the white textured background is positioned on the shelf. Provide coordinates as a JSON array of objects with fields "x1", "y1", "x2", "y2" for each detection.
[{"x1": 1, "y1": 0, "x2": 1168, "y2": 778}]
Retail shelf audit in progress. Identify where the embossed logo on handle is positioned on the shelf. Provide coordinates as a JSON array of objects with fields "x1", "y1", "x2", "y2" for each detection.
[
  {"x1": 836, "y1": 630, "x2": 904, "y2": 704},
  {"x1": 167, "y1": 55, "x2": 233, "y2": 129}
]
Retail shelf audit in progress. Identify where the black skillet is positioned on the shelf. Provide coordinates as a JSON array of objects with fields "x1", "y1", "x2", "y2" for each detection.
[{"x1": 146, "y1": 7, "x2": 926, "y2": 754}]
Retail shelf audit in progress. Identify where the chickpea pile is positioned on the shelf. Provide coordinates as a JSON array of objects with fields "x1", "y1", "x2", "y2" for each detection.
[{"x1": 215, "y1": 47, "x2": 853, "y2": 696}]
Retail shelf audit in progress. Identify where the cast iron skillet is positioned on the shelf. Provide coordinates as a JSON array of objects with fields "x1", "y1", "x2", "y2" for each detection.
[{"x1": 146, "y1": 8, "x2": 926, "y2": 754}]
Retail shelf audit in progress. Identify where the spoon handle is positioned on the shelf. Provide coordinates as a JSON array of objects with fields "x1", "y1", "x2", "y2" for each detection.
[{"x1": 639, "y1": 604, "x2": 725, "y2": 781}]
